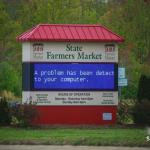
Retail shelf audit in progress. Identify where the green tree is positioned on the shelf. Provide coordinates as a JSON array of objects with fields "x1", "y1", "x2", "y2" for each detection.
[
  {"x1": 100, "y1": 0, "x2": 150, "y2": 98},
  {"x1": 0, "y1": 62, "x2": 21, "y2": 96}
]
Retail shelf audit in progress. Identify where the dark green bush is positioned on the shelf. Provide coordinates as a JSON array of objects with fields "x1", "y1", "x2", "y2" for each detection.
[
  {"x1": 133, "y1": 100, "x2": 150, "y2": 125},
  {"x1": 10, "y1": 104, "x2": 38, "y2": 127},
  {"x1": 137, "y1": 75, "x2": 150, "y2": 102},
  {"x1": 134, "y1": 74, "x2": 150, "y2": 125},
  {"x1": 0, "y1": 97, "x2": 11, "y2": 125}
]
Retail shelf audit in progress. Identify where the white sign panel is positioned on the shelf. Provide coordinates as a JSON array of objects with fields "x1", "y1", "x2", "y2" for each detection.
[
  {"x1": 22, "y1": 91, "x2": 118, "y2": 106},
  {"x1": 22, "y1": 42, "x2": 118, "y2": 62},
  {"x1": 118, "y1": 67, "x2": 125, "y2": 79},
  {"x1": 22, "y1": 42, "x2": 118, "y2": 106},
  {"x1": 118, "y1": 78, "x2": 128, "y2": 86}
]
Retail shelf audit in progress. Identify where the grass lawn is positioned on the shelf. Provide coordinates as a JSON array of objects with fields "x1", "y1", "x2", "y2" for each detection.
[{"x1": 0, "y1": 127, "x2": 149, "y2": 146}]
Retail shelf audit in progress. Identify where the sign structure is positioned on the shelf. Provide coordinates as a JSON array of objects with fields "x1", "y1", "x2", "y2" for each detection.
[
  {"x1": 22, "y1": 42, "x2": 118, "y2": 106},
  {"x1": 118, "y1": 67, "x2": 128, "y2": 87},
  {"x1": 118, "y1": 67, "x2": 125, "y2": 79},
  {"x1": 118, "y1": 78, "x2": 128, "y2": 86}
]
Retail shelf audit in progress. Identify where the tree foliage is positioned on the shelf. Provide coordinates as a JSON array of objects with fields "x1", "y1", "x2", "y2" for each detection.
[
  {"x1": 0, "y1": 0, "x2": 150, "y2": 98},
  {"x1": 0, "y1": 62, "x2": 21, "y2": 96}
]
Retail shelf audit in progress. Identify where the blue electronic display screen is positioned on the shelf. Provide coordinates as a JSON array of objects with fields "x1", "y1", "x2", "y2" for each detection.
[{"x1": 33, "y1": 63, "x2": 116, "y2": 90}]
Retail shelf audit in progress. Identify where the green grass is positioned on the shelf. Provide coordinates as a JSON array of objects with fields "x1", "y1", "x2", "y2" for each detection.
[{"x1": 0, "y1": 127, "x2": 149, "y2": 146}]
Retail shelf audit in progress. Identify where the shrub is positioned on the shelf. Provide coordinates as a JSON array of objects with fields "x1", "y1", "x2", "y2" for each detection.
[
  {"x1": 137, "y1": 75, "x2": 150, "y2": 102},
  {"x1": 133, "y1": 100, "x2": 150, "y2": 125},
  {"x1": 134, "y1": 74, "x2": 150, "y2": 125},
  {"x1": 10, "y1": 104, "x2": 38, "y2": 127},
  {"x1": 117, "y1": 99, "x2": 134, "y2": 124},
  {"x1": 0, "y1": 97, "x2": 11, "y2": 125},
  {"x1": 0, "y1": 97, "x2": 37, "y2": 127}
]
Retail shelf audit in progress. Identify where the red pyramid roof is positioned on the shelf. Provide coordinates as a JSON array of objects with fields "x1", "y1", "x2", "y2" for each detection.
[{"x1": 17, "y1": 24, "x2": 124, "y2": 42}]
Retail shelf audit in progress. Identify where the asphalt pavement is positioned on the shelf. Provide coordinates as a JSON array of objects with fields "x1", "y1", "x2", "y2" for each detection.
[{"x1": 0, "y1": 145, "x2": 149, "y2": 150}]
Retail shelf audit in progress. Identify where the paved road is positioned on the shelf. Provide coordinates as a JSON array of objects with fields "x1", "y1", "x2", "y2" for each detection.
[{"x1": 0, "y1": 145, "x2": 149, "y2": 150}]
